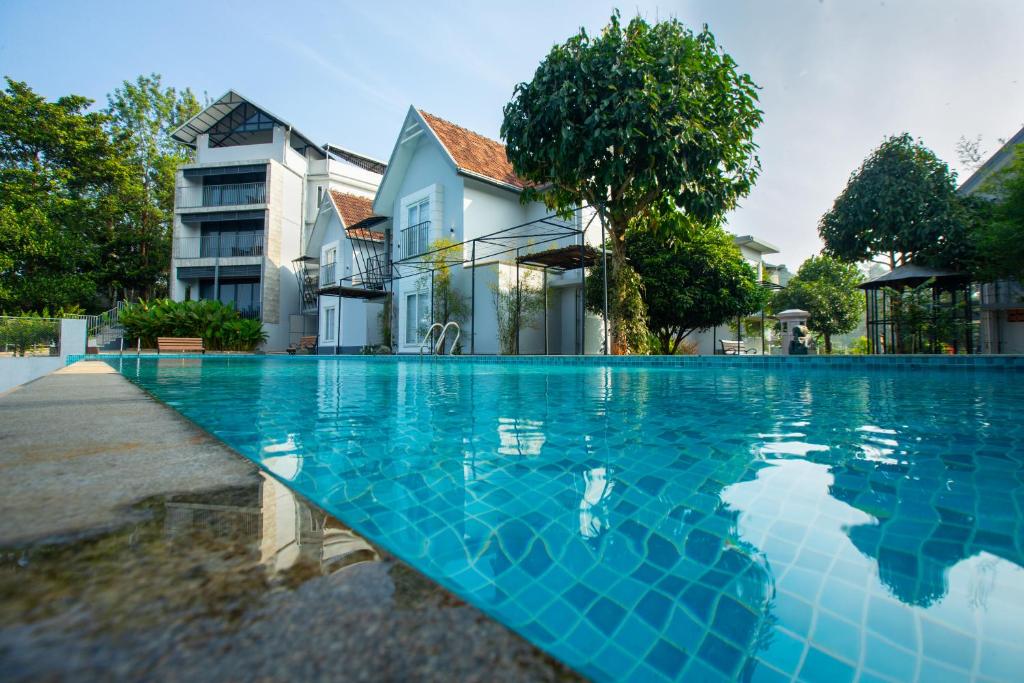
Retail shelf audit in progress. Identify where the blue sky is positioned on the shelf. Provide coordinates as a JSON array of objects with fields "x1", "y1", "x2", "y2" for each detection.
[{"x1": 2, "y1": 0, "x2": 1022, "y2": 268}]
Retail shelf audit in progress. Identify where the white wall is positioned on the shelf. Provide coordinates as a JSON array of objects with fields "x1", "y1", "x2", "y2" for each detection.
[
  {"x1": 0, "y1": 319, "x2": 86, "y2": 394},
  {"x1": 0, "y1": 357, "x2": 63, "y2": 395},
  {"x1": 391, "y1": 137, "x2": 463, "y2": 253},
  {"x1": 463, "y1": 181, "x2": 526, "y2": 247},
  {"x1": 194, "y1": 128, "x2": 285, "y2": 165}
]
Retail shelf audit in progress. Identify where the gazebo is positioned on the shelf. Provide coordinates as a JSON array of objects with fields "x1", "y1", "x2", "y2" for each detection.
[{"x1": 858, "y1": 264, "x2": 974, "y2": 354}]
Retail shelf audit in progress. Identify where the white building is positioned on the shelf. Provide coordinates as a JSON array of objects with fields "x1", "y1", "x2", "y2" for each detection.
[
  {"x1": 368, "y1": 107, "x2": 603, "y2": 354},
  {"x1": 692, "y1": 235, "x2": 781, "y2": 355},
  {"x1": 304, "y1": 189, "x2": 388, "y2": 353},
  {"x1": 168, "y1": 91, "x2": 383, "y2": 350},
  {"x1": 958, "y1": 125, "x2": 1024, "y2": 354}
]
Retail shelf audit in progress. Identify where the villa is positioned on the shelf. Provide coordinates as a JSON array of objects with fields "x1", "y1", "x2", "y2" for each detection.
[{"x1": 170, "y1": 94, "x2": 782, "y2": 355}]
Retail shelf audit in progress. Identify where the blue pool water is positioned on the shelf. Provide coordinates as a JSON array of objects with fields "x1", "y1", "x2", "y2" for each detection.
[{"x1": 111, "y1": 357, "x2": 1024, "y2": 682}]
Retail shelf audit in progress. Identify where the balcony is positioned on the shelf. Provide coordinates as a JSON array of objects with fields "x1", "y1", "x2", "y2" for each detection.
[
  {"x1": 174, "y1": 232, "x2": 264, "y2": 259},
  {"x1": 319, "y1": 262, "x2": 336, "y2": 288},
  {"x1": 400, "y1": 221, "x2": 431, "y2": 257},
  {"x1": 177, "y1": 182, "x2": 266, "y2": 209}
]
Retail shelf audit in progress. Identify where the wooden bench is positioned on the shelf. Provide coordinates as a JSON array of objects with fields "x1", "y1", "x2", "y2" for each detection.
[
  {"x1": 720, "y1": 339, "x2": 757, "y2": 355},
  {"x1": 288, "y1": 335, "x2": 318, "y2": 355},
  {"x1": 157, "y1": 337, "x2": 205, "y2": 354}
]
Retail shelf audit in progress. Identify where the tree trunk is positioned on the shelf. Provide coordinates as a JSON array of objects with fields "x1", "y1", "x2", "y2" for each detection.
[
  {"x1": 608, "y1": 233, "x2": 628, "y2": 355},
  {"x1": 824, "y1": 333, "x2": 832, "y2": 355}
]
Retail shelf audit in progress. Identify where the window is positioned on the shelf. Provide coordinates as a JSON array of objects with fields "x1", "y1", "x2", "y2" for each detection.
[
  {"x1": 407, "y1": 198, "x2": 429, "y2": 229},
  {"x1": 404, "y1": 291, "x2": 430, "y2": 345},
  {"x1": 208, "y1": 103, "x2": 277, "y2": 148},
  {"x1": 320, "y1": 245, "x2": 338, "y2": 286},
  {"x1": 403, "y1": 198, "x2": 430, "y2": 255},
  {"x1": 198, "y1": 279, "x2": 261, "y2": 317},
  {"x1": 323, "y1": 306, "x2": 336, "y2": 342},
  {"x1": 317, "y1": 186, "x2": 324, "y2": 206}
]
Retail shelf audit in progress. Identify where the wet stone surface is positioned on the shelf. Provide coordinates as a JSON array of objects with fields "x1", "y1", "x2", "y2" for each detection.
[{"x1": 0, "y1": 475, "x2": 581, "y2": 682}]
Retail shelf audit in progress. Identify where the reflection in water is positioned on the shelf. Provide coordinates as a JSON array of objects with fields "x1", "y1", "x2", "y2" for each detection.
[
  {"x1": 1, "y1": 473, "x2": 378, "y2": 632},
  {"x1": 578, "y1": 467, "x2": 615, "y2": 540},
  {"x1": 114, "y1": 357, "x2": 1024, "y2": 682},
  {"x1": 498, "y1": 417, "x2": 547, "y2": 456},
  {"x1": 2, "y1": 469, "x2": 576, "y2": 682}
]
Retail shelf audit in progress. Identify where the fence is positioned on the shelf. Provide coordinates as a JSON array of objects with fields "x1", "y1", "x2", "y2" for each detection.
[{"x1": 0, "y1": 316, "x2": 61, "y2": 357}]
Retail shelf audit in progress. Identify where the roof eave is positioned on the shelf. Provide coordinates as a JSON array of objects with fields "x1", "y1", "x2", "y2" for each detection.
[
  {"x1": 458, "y1": 168, "x2": 523, "y2": 194},
  {"x1": 733, "y1": 235, "x2": 780, "y2": 255}
]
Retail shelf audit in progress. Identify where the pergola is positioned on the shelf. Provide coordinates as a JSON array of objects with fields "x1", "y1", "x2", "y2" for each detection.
[
  {"x1": 858, "y1": 263, "x2": 974, "y2": 354},
  {"x1": 380, "y1": 207, "x2": 608, "y2": 354}
]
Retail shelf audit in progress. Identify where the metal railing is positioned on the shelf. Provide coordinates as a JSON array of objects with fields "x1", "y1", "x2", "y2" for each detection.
[
  {"x1": 176, "y1": 181, "x2": 266, "y2": 209},
  {"x1": 401, "y1": 221, "x2": 431, "y2": 257},
  {"x1": 236, "y1": 306, "x2": 262, "y2": 320},
  {"x1": 360, "y1": 254, "x2": 388, "y2": 289},
  {"x1": 174, "y1": 232, "x2": 263, "y2": 259},
  {"x1": 319, "y1": 262, "x2": 337, "y2": 287},
  {"x1": 0, "y1": 315, "x2": 61, "y2": 357}
]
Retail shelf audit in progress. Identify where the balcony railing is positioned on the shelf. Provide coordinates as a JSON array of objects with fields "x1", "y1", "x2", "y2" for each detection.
[
  {"x1": 236, "y1": 306, "x2": 262, "y2": 320},
  {"x1": 319, "y1": 262, "x2": 337, "y2": 288},
  {"x1": 401, "y1": 221, "x2": 431, "y2": 257},
  {"x1": 174, "y1": 232, "x2": 263, "y2": 259},
  {"x1": 360, "y1": 254, "x2": 388, "y2": 290},
  {"x1": 176, "y1": 181, "x2": 266, "y2": 209}
]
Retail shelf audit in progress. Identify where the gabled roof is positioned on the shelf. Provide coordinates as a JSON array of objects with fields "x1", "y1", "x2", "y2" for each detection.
[
  {"x1": 170, "y1": 89, "x2": 320, "y2": 152},
  {"x1": 959, "y1": 124, "x2": 1024, "y2": 196},
  {"x1": 417, "y1": 110, "x2": 526, "y2": 189},
  {"x1": 373, "y1": 107, "x2": 528, "y2": 215},
  {"x1": 330, "y1": 191, "x2": 385, "y2": 241}
]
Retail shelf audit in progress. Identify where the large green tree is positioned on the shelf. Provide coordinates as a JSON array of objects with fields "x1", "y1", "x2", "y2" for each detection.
[
  {"x1": 587, "y1": 209, "x2": 767, "y2": 354},
  {"x1": 102, "y1": 74, "x2": 200, "y2": 302},
  {"x1": 968, "y1": 144, "x2": 1024, "y2": 282},
  {"x1": 502, "y1": 12, "x2": 762, "y2": 353},
  {"x1": 819, "y1": 133, "x2": 967, "y2": 270},
  {"x1": 0, "y1": 78, "x2": 131, "y2": 312},
  {"x1": 772, "y1": 255, "x2": 863, "y2": 354}
]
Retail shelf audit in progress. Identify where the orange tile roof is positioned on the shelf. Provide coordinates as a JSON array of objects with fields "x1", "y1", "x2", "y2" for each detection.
[
  {"x1": 329, "y1": 190, "x2": 385, "y2": 241},
  {"x1": 418, "y1": 110, "x2": 525, "y2": 189}
]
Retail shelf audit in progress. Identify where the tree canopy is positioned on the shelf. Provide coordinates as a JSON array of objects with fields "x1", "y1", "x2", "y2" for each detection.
[
  {"x1": 0, "y1": 75, "x2": 197, "y2": 313},
  {"x1": 102, "y1": 74, "x2": 200, "y2": 302},
  {"x1": 819, "y1": 133, "x2": 967, "y2": 270},
  {"x1": 772, "y1": 255, "x2": 863, "y2": 354},
  {"x1": 587, "y1": 209, "x2": 767, "y2": 354},
  {"x1": 0, "y1": 78, "x2": 129, "y2": 311},
  {"x1": 502, "y1": 11, "x2": 762, "y2": 352}
]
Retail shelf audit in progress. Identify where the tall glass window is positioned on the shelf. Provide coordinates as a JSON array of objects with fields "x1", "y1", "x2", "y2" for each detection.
[{"x1": 404, "y1": 291, "x2": 429, "y2": 344}]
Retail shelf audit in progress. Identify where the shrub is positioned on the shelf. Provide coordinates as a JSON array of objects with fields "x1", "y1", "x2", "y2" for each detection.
[{"x1": 120, "y1": 299, "x2": 267, "y2": 351}]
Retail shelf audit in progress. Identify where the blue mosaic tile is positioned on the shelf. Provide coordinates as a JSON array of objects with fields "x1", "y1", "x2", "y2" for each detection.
[{"x1": 103, "y1": 355, "x2": 1024, "y2": 682}]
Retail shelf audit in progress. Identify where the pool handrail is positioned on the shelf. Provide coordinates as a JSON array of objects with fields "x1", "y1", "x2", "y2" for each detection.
[
  {"x1": 434, "y1": 322, "x2": 460, "y2": 355},
  {"x1": 418, "y1": 323, "x2": 445, "y2": 356}
]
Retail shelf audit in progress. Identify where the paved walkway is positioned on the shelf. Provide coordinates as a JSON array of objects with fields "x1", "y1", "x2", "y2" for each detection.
[
  {"x1": 0, "y1": 361, "x2": 578, "y2": 682},
  {"x1": 0, "y1": 361, "x2": 256, "y2": 545}
]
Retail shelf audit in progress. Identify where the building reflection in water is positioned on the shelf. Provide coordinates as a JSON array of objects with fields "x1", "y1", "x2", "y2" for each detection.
[{"x1": 162, "y1": 473, "x2": 379, "y2": 576}]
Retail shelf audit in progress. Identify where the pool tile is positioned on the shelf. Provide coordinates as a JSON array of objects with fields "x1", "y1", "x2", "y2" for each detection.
[{"x1": 107, "y1": 355, "x2": 1024, "y2": 683}]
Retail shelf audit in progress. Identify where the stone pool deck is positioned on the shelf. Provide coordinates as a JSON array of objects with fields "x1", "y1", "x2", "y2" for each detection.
[{"x1": 0, "y1": 362, "x2": 579, "y2": 682}]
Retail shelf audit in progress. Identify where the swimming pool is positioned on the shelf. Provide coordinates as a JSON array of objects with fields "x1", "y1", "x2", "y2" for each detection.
[{"x1": 110, "y1": 356, "x2": 1024, "y2": 682}]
